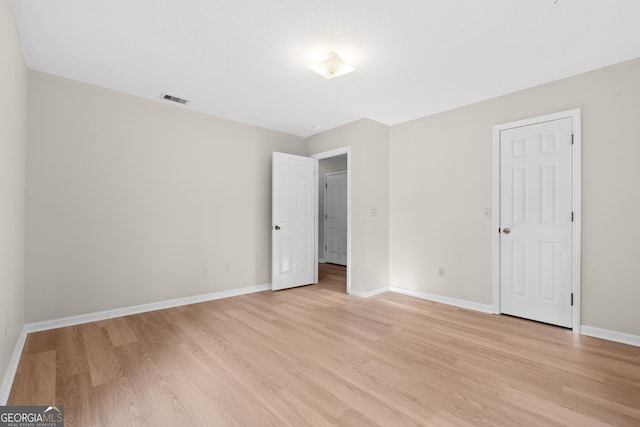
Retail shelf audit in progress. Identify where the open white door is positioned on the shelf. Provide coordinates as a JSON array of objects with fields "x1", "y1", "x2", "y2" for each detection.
[{"x1": 272, "y1": 152, "x2": 317, "y2": 290}]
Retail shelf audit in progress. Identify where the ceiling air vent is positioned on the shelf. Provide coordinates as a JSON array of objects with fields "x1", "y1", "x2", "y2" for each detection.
[{"x1": 160, "y1": 93, "x2": 190, "y2": 105}]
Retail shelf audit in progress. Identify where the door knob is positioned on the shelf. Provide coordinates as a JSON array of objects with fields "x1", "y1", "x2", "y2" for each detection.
[
  {"x1": 274, "y1": 225, "x2": 281, "y2": 230},
  {"x1": 503, "y1": 227, "x2": 511, "y2": 234}
]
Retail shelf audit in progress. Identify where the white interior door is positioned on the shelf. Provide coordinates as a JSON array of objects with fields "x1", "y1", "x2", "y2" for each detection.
[
  {"x1": 324, "y1": 171, "x2": 347, "y2": 265},
  {"x1": 500, "y1": 118, "x2": 573, "y2": 327},
  {"x1": 272, "y1": 152, "x2": 316, "y2": 291}
]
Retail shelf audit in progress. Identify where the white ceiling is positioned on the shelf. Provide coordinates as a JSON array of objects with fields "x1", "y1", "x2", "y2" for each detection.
[{"x1": 11, "y1": 0, "x2": 640, "y2": 137}]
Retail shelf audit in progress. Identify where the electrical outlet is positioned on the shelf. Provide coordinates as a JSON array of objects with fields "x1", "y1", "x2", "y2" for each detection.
[
  {"x1": 225, "y1": 265, "x2": 231, "y2": 273},
  {"x1": 438, "y1": 267, "x2": 445, "y2": 278}
]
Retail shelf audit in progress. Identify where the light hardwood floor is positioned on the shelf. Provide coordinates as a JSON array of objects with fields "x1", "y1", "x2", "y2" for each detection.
[{"x1": 9, "y1": 263, "x2": 640, "y2": 426}]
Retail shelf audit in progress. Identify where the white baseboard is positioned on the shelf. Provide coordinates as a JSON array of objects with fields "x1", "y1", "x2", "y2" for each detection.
[
  {"x1": 580, "y1": 325, "x2": 640, "y2": 347},
  {"x1": 0, "y1": 326, "x2": 28, "y2": 405},
  {"x1": 25, "y1": 283, "x2": 271, "y2": 334},
  {"x1": 350, "y1": 286, "x2": 389, "y2": 298},
  {"x1": 318, "y1": 258, "x2": 326, "y2": 264},
  {"x1": 389, "y1": 286, "x2": 494, "y2": 314}
]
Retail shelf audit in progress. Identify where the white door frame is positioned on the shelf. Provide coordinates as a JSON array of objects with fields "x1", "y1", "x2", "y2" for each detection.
[
  {"x1": 311, "y1": 147, "x2": 352, "y2": 294},
  {"x1": 492, "y1": 109, "x2": 582, "y2": 333}
]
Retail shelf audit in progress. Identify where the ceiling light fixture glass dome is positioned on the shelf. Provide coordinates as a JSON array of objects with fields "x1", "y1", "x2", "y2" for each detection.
[{"x1": 308, "y1": 52, "x2": 355, "y2": 79}]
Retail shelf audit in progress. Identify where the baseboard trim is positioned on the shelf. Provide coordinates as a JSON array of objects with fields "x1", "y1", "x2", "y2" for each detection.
[
  {"x1": 318, "y1": 258, "x2": 326, "y2": 264},
  {"x1": 0, "y1": 326, "x2": 28, "y2": 405},
  {"x1": 350, "y1": 286, "x2": 389, "y2": 298},
  {"x1": 581, "y1": 325, "x2": 640, "y2": 347},
  {"x1": 389, "y1": 286, "x2": 494, "y2": 314},
  {"x1": 25, "y1": 283, "x2": 271, "y2": 334}
]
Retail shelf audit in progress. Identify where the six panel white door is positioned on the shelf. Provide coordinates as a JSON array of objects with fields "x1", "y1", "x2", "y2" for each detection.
[
  {"x1": 272, "y1": 152, "x2": 316, "y2": 291},
  {"x1": 500, "y1": 118, "x2": 573, "y2": 327},
  {"x1": 324, "y1": 171, "x2": 347, "y2": 265}
]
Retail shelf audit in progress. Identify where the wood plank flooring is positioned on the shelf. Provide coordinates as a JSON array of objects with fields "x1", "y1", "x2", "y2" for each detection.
[{"x1": 9, "y1": 263, "x2": 640, "y2": 426}]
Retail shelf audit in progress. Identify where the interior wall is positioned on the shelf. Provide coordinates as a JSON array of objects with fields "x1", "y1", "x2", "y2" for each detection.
[
  {"x1": 389, "y1": 57, "x2": 640, "y2": 336},
  {"x1": 0, "y1": 0, "x2": 26, "y2": 392},
  {"x1": 318, "y1": 155, "x2": 347, "y2": 261},
  {"x1": 26, "y1": 70, "x2": 306, "y2": 323},
  {"x1": 306, "y1": 119, "x2": 389, "y2": 293}
]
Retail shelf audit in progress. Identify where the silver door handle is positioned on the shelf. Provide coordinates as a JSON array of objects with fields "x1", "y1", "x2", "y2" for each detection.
[{"x1": 502, "y1": 227, "x2": 511, "y2": 234}]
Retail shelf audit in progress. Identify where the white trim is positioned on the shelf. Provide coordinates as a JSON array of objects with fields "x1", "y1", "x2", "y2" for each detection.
[
  {"x1": 0, "y1": 327, "x2": 28, "y2": 405},
  {"x1": 581, "y1": 326, "x2": 640, "y2": 348},
  {"x1": 350, "y1": 286, "x2": 389, "y2": 298},
  {"x1": 492, "y1": 109, "x2": 582, "y2": 332},
  {"x1": 311, "y1": 147, "x2": 352, "y2": 294},
  {"x1": 492, "y1": 125, "x2": 501, "y2": 315},
  {"x1": 390, "y1": 287, "x2": 494, "y2": 314},
  {"x1": 25, "y1": 283, "x2": 271, "y2": 334},
  {"x1": 318, "y1": 258, "x2": 326, "y2": 264},
  {"x1": 572, "y1": 112, "x2": 582, "y2": 334}
]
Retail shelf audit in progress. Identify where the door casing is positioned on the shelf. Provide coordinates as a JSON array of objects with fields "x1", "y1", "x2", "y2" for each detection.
[{"x1": 492, "y1": 109, "x2": 582, "y2": 333}]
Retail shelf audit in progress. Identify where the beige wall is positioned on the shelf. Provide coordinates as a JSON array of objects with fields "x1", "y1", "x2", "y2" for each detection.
[
  {"x1": 318, "y1": 155, "x2": 347, "y2": 260},
  {"x1": 26, "y1": 71, "x2": 305, "y2": 322},
  {"x1": 307, "y1": 119, "x2": 390, "y2": 293},
  {"x1": 0, "y1": 0, "x2": 26, "y2": 392},
  {"x1": 390, "y1": 57, "x2": 640, "y2": 336}
]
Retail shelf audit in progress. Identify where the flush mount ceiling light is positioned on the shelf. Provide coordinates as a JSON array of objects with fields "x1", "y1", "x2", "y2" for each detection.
[{"x1": 308, "y1": 52, "x2": 355, "y2": 79}]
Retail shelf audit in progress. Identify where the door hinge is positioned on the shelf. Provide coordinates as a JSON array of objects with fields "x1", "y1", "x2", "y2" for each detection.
[
  {"x1": 325, "y1": 214, "x2": 327, "y2": 219},
  {"x1": 325, "y1": 245, "x2": 327, "y2": 251},
  {"x1": 571, "y1": 134, "x2": 574, "y2": 145},
  {"x1": 571, "y1": 293, "x2": 574, "y2": 306},
  {"x1": 571, "y1": 212, "x2": 574, "y2": 222},
  {"x1": 325, "y1": 182, "x2": 328, "y2": 188},
  {"x1": 498, "y1": 227, "x2": 501, "y2": 234}
]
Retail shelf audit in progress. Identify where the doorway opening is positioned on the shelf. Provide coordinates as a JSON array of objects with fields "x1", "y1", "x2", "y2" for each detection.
[
  {"x1": 312, "y1": 147, "x2": 351, "y2": 294},
  {"x1": 321, "y1": 168, "x2": 347, "y2": 266}
]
